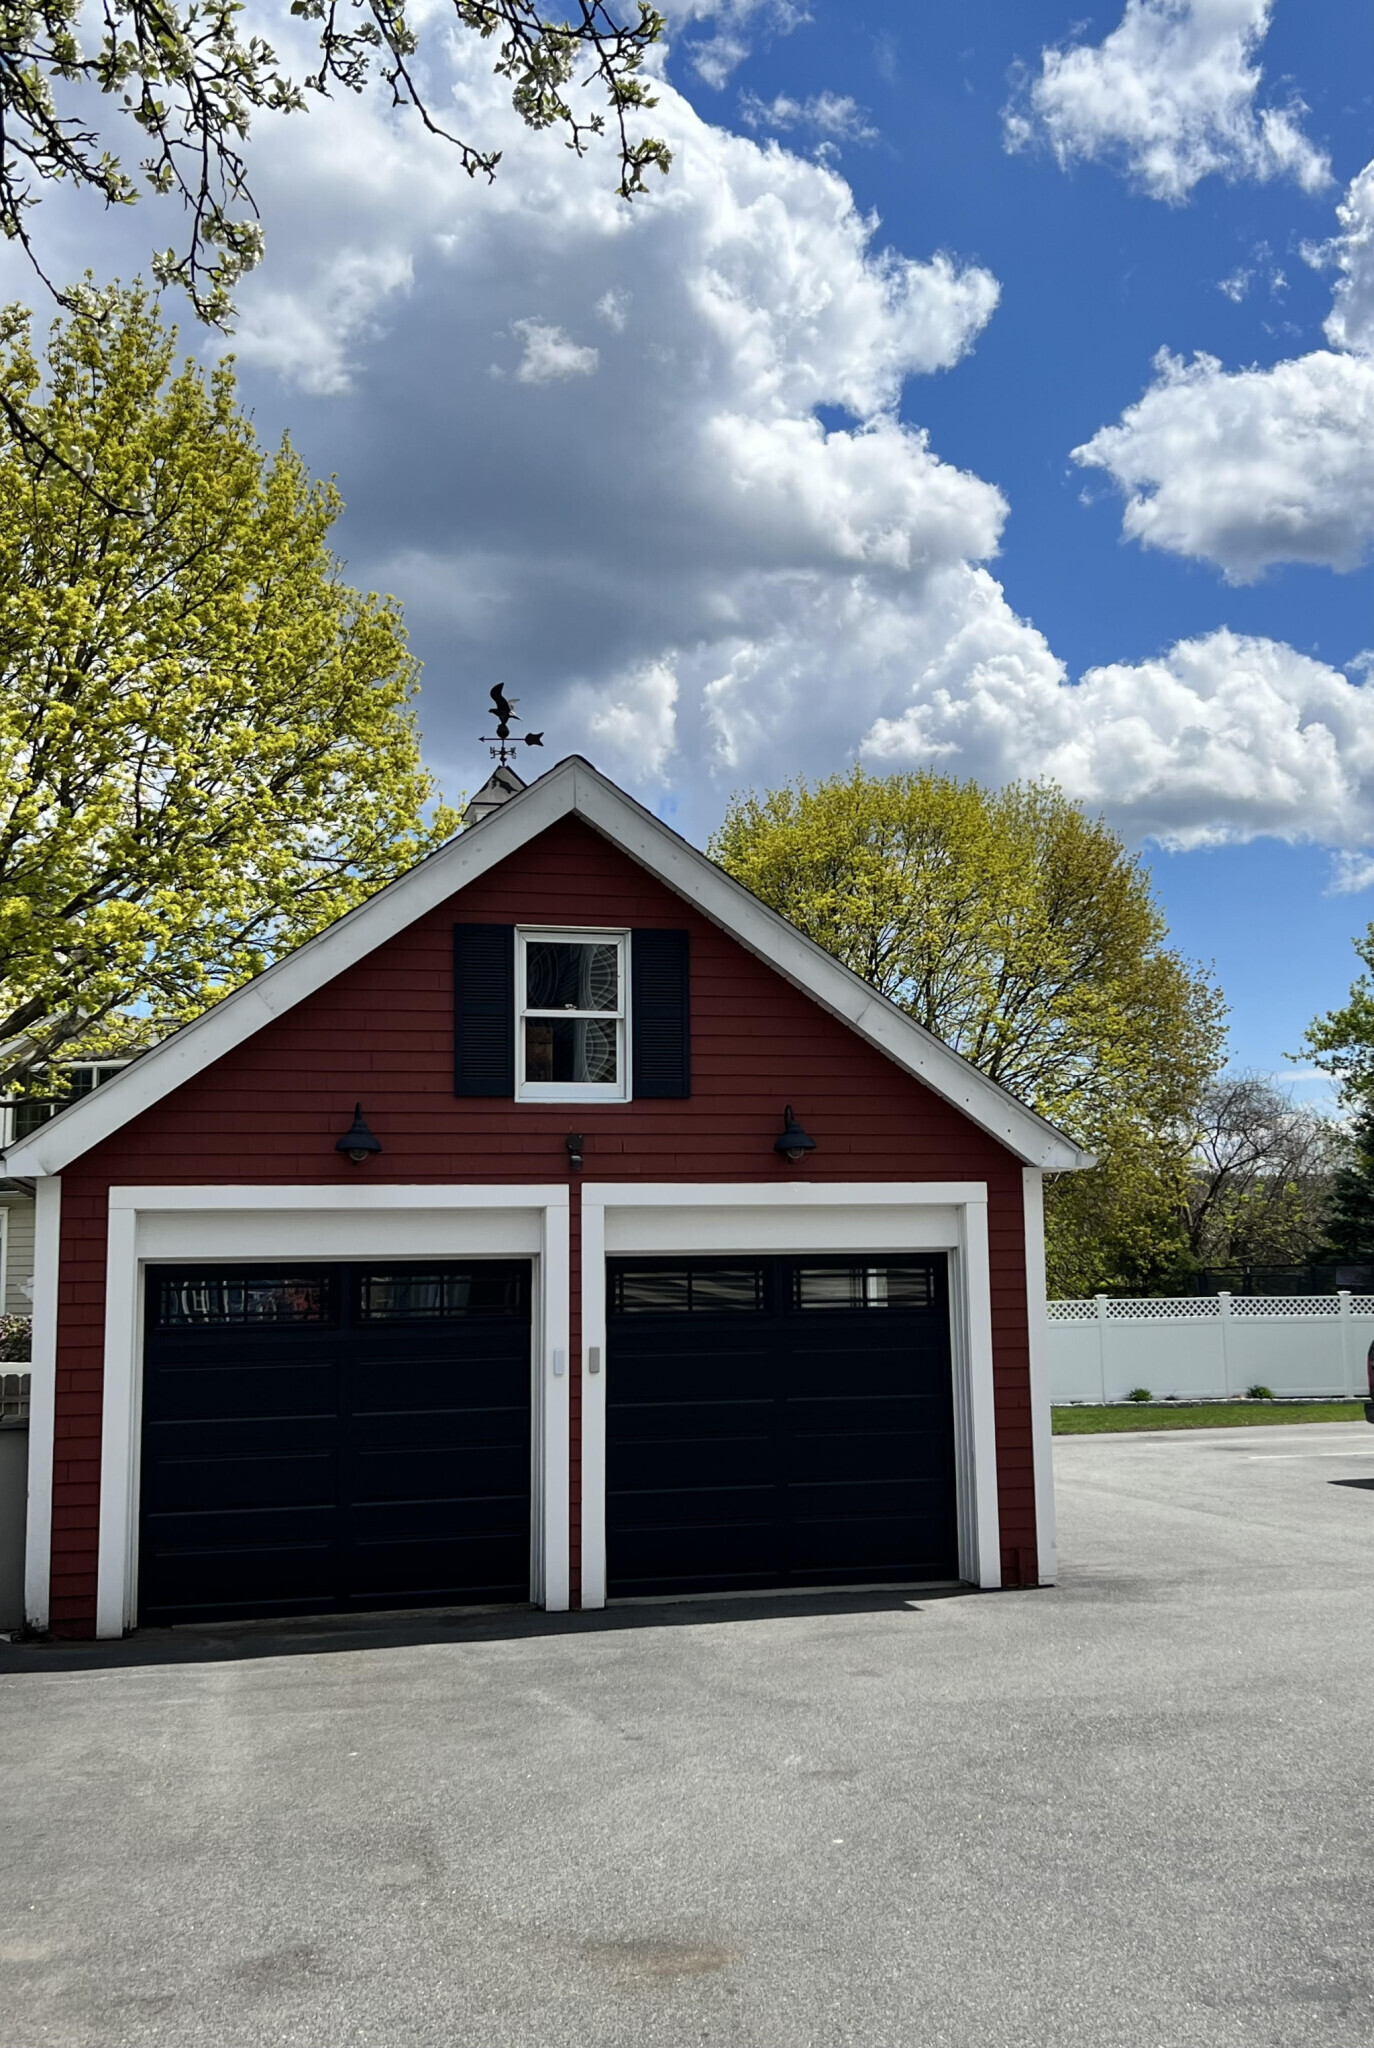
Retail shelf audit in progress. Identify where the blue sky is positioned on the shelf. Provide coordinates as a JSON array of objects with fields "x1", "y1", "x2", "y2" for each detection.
[
  {"x1": 669, "y1": 1, "x2": 1374, "y2": 1097},
  {"x1": 8, "y1": 0, "x2": 1373, "y2": 1096}
]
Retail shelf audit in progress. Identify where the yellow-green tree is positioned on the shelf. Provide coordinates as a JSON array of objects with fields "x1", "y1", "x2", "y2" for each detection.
[
  {"x1": 0, "y1": 285, "x2": 457, "y2": 1092},
  {"x1": 711, "y1": 768, "x2": 1226, "y2": 1294}
]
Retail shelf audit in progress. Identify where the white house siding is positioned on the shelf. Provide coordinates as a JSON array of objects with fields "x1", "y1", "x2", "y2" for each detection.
[{"x1": 0, "y1": 1192, "x2": 35, "y2": 1316}]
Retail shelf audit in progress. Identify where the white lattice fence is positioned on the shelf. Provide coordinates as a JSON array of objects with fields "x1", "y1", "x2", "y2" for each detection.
[{"x1": 1047, "y1": 1294, "x2": 1374, "y2": 1403}]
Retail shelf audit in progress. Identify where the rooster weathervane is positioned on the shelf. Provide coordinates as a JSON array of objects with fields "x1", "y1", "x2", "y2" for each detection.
[{"x1": 481, "y1": 685, "x2": 545, "y2": 769}]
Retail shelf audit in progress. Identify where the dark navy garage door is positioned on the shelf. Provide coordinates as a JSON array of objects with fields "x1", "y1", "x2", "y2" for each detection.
[
  {"x1": 140, "y1": 1262, "x2": 531, "y2": 1625},
  {"x1": 606, "y1": 1256, "x2": 957, "y2": 1598}
]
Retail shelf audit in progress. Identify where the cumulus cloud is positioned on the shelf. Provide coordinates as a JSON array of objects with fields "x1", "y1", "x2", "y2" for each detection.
[
  {"x1": 1006, "y1": 0, "x2": 1331, "y2": 203},
  {"x1": 1074, "y1": 160, "x2": 1374, "y2": 581},
  {"x1": 864, "y1": 628, "x2": 1374, "y2": 851},
  {"x1": 1318, "y1": 159, "x2": 1374, "y2": 355},
  {"x1": 20, "y1": 15, "x2": 1374, "y2": 863},
  {"x1": 1073, "y1": 345, "x2": 1374, "y2": 580}
]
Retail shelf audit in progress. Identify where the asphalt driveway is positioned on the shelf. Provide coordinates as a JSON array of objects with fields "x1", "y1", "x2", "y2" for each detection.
[{"x1": 2, "y1": 1421, "x2": 1372, "y2": 2048}]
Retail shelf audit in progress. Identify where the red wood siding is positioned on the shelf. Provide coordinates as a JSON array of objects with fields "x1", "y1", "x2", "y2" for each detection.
[{"x1": 48, "y1": 817, "x2": 1037, "y2": 1632}]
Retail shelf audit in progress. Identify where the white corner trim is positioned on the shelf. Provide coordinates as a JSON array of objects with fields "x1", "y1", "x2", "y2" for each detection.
[
  {"x1": 578, "y1": 1181, "x2": 1002, "y2": 1607},
  {"x1": 954, "y1": 1197, "x2": 1001, "y2": 1591},
  {"x1": 23, "y1": 1177, "x2": 61, "y2": 1633},
  {"x1": 1022, "y1": 1168, "x2": 1057, "y2": 1586},
  {"x1": 93, "y1": 1183, "x2": 570, "y2": 1638},
  {"x1": 5, "y1": 757, "x2": 1092, "y2": 1179}
]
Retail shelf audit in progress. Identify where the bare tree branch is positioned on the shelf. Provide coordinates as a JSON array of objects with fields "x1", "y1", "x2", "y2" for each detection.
[{"x1": 0, "y1": 1, "x2": 669, "y2": 327}]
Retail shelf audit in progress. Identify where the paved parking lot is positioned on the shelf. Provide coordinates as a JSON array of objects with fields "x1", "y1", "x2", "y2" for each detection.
[{"x1": 2, "y1": 1421, "x2": 1372, "y2": 2048}]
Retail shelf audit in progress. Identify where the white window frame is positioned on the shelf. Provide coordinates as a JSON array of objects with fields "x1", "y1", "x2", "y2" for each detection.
[{"x1": 515, "y1": 927, "x2": 630, "y2": 1105}]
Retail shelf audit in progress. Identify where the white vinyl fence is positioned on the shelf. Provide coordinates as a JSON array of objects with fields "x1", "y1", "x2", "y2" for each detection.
[{"x1": 1048, "y1": 1294, "x2": 1374, "y2": 1404}]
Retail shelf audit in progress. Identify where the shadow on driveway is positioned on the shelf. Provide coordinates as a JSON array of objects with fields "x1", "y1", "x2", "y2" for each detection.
[{"x1": 0, "y1": 1581, "x2": 973, "y2": 1675}]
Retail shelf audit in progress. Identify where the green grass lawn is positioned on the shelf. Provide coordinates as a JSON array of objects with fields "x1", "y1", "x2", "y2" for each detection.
[{"x1": 1053, "y1": 1401, "x2": 1367, "y2": 1434}]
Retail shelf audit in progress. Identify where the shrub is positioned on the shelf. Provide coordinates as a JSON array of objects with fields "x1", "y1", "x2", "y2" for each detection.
[
  {"x1": 1246, "y1": 1384, "x2": 1275, "y2": 1400},
  {"x1": 0, "y1": 1314, "x2": 32, "y2": 1362},
  {"x1": 1126, "y1": 1386, "x2": 1152, "y2": 1403}
]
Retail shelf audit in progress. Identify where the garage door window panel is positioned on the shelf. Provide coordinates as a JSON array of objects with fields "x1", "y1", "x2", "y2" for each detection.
[
  {"x1": 793, "y1": 1262, "x2": 937, "y2": 1311},
  {"x1": 157, "y1": 1274, "x2": 335, "y2": 1325},
  {"x1": 611, "y1": 1262, "x2": 765, "y2": 1315},
  {"x1": 356, "y1": 1268, "x2": 528, "y2": 1320}
]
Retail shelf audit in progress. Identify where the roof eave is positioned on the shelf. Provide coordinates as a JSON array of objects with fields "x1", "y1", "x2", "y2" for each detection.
[{"x1": 2, "y1": 754, "x2": 1096, "y2": 1178}]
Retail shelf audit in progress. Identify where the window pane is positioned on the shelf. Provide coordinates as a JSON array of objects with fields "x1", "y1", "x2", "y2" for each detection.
[
  {"x1": 689, "y1": 1268, "x2": 763, "y2": 1311},
  {"x1": 616, "y1": 1270, "x2": 690, "y2": 1314},
  {"x1": 158, "y1": 1277, "x2": 331, "y2": 1325},
  {"x1": 358, "y1": 1267, "x2": 526, "y2": 1320},
  {"x1": 12, "y1": 1099, "x2": 54, "y2": 1140},
  {"x1": 524, "y1": 1016, "x2": 617, "y2": 1085},
  {"x1": 795, "y1": 1264, "x2": 935, "y2": 1310},
  {"x1": 613, "y1": 1265, "x2": 764, "y2": 1313},
  {"x1": 525, "y1": 941, "x2": 618, "y2": 1013}
]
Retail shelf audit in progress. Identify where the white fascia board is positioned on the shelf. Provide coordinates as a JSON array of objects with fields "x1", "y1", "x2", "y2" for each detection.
[{"x1": 3, "y1": 754, "x2": 1092, "y2": 1178}]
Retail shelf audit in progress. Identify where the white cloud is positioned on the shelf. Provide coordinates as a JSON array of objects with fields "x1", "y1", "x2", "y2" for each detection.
[
  {"x1": 738, "y1": 90, "x2": 877, "y2": 145},
  {"x1": 1006, "y1": 0, "x2": 1331, "y2": 203},
  {"x1": 1327, "y1": 851, "x2": 1374, "y2": 895},
  {"x1": 510, "y1": 319, "x2": 600, "y2": 384},
  {"x1": 1073, "y1": 160, "x2": 1374, "y2": 581},
  {"x1": 667, "y1": 1, "x2": 809, "y2": 90},
  {"x1": 1073, "y1": 345, "x2": 1374, "y2": 581},
  {"x1": 570, "y1": 659, "x2": 680, "y2": 783},
  {"x1": 595, "y1": 288, "x2": 631, "y2": 332},
  {"x1": 864, "y1": 628, "x2": 1374, "y2": 852},
  {"x1": 1318, "y1": 160, "x2": 1374, "y2": 356},
  {"x1": 20, "y1": 17, "x2": 1374, "y2": 864}
]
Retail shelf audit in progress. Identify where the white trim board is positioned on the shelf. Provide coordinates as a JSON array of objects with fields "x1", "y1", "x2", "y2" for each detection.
[
  {"x1": 90, "y1": 1184, "x2": 570, "y2": 1640},
  {"x1": 1022, "y1": 1168, "x2": 1057, "y2": 1585},
  {"x1": 577, "y1": 1182, "x2": 1003, "y2": 1609},
  {"x1": 3, "y1": 758, "x2": 1092, "y2": 1179}
]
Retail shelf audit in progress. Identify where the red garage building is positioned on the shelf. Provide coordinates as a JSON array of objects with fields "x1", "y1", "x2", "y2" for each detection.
[{"x1": 7, "y1": 758, "x2": 1090, "y2": 1638}]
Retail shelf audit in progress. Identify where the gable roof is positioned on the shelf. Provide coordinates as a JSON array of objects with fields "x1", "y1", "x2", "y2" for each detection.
[{"x1": 2, "y1": 756, "x2": 1094, "y2": 1176}]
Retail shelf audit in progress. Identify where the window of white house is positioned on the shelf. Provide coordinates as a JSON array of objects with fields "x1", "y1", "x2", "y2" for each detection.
[
  {"x1": 516, "y1": 929, "x2": 629, "y2": 1102},
  {"x1": 3, "y1": 1061, "x2": 133, "y2": 1146}
]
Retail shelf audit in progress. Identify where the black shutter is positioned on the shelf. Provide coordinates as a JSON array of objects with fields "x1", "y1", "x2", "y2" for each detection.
[
  {"x1": 632, "y1": 929, "x2": 690, "y2": 1099},
  {"x1": 454, "y1": 925, "x2": 515, "y2": 1096}
]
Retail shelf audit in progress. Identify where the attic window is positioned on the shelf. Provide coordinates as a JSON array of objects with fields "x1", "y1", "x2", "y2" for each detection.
[{"x1": 516, "y1": 929, "x2": 628, "y2": 1102}]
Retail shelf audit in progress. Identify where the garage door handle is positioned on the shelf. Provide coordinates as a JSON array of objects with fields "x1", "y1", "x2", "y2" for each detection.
[
  {"x1": 552, "y1": 1348, "x2": 565, "y2": 1377},
  {"x1": 588, "y1": 1347, "x2": 601, "y2": 1375}
]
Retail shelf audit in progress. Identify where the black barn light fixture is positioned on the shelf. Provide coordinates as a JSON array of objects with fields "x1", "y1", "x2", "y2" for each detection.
[
  {"x1": 336, "y1": 1104, "x2": 382, "y2": 1165},
  {"x1": 566, "y1": 1133, "x2": 584, "y2": 1174},
  {"x1": 774, "y1": 1105, "x2": 816, "y2": 1164}
]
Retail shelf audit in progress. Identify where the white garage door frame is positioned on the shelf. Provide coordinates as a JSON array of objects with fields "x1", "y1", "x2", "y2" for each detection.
[
  {"x1": 578, "y1": 1182, "x2": 1002, "y2": 1607},
  {"x1": 91, "y1": 1184, "x2": 571, "y2": 1639}
]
